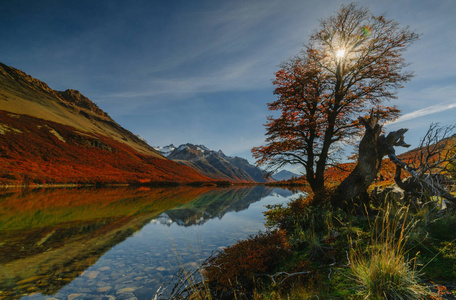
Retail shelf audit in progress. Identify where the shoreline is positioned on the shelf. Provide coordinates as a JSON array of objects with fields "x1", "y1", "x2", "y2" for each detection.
[{"x1": 0, "y1": 180, "x2": 255, "y2": 190}]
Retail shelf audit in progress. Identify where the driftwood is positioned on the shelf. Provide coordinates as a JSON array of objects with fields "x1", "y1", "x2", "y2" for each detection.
[{"x1": 331, "y1": 111, "x2": 410, "y2": 208}]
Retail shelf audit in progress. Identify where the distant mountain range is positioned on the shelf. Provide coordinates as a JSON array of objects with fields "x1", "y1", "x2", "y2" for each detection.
[
  {"x1": 0, "y1": 62, "x2": 210, "y2": 185},
  {"x1": 155, "y1": 143, "x2": 270, "y2": 182},
  {"x1": 271, "y1": 170, "x2": 300, "y2": 181}
]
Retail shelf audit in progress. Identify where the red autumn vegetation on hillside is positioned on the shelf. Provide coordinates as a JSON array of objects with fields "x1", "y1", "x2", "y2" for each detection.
[{"x1": 0, "y1": 110, "x2": 211, "y2": 185}]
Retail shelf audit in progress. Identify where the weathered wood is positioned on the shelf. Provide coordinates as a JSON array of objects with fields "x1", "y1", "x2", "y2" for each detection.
[
  {"x1": 331, "y1": 112, "x2": 455, "y2": 210},
  {"x1": 331, "y1": 111, "x2": 410, "y2": 208},
  {"x1": 391, "y1": 154, "x2": 456, "y2": 204}
]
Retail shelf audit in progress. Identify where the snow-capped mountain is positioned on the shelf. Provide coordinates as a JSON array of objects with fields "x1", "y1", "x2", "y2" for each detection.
[
  {"x1": 272, "y1": 170, "x2": 301, "y2": 181},
  {"x1": 155, "y1": 143, "x2": 270, "y2": 183},
  {"x1": 154, "y1": 144, "x2": 176, "y2": 157}
]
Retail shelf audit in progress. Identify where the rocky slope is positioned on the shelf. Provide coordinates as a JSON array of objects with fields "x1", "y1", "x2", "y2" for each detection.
[
  {"x1": 156, "y1": 143, "x2": 270, "y2": 182},
  {"x1": 0, "y1": 62, "x2": 211, "y2": 185}
]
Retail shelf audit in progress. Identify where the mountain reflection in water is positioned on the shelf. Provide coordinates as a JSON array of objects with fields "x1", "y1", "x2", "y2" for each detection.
[{"x1": 0, "y1": 186, "x2": 301, "y2": 300}]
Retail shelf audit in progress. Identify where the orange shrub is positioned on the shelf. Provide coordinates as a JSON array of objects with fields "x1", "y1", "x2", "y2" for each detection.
[{"x1": 203, "y1": 230, "x2": 290, "y2": 296}]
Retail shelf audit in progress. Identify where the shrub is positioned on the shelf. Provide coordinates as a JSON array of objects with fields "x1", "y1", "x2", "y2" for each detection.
[
  {"x1": 203, "y1": 230, "x2": 290, "y2": 297},
  {"x1": 264, "y1": 194, "x2": 333, "y2": 233}
]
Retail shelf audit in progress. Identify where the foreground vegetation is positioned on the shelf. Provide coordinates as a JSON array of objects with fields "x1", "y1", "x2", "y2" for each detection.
[{"x1": 170, "y1": 190, "x2": 456, "y2": 299}]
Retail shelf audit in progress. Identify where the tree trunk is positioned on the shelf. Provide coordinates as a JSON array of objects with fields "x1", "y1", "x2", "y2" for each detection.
[{"x1": 331, "y1": 111, "x2": 409, "y2": 210}]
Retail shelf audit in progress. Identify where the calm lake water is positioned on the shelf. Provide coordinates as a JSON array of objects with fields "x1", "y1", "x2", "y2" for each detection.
[{"x1": 0, "y1": 186, "x2": 303, "y2": 300}]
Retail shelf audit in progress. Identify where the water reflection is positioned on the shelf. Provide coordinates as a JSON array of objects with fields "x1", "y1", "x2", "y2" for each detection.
[
  {"x1": 159, "y1": 186, "x2": 272, "y2": 226},
  {"x1": 0, "y1": 186, "x2": 301, "y2": 299}
]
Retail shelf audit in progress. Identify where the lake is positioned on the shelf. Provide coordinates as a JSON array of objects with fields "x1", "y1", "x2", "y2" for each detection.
[{"x1": 0, "y1": 186, "x2": 303, "y2": 300}]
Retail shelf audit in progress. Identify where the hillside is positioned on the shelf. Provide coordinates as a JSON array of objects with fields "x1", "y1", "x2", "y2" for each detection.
[
  {"x1": 0, "y1": 63, "x2": 211, "y2": 185},
  {"x1": 156, "y1": 143, "x2": 270, "y2": 183}
]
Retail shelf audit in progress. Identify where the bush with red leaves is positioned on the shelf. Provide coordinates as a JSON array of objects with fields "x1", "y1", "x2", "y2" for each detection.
[{"x1": 203, "y1": 230, "x2": 290, "y2": 297}]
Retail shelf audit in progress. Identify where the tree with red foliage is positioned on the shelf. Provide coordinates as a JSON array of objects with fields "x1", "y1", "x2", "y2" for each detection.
[{"x1": 252, "y1": 3, "x2": 418, "y2": 195}]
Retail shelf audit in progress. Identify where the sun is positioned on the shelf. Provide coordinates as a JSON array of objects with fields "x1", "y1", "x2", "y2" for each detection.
[{"x1": 336, "y1": 49, "x2": 346, "y2": 58}]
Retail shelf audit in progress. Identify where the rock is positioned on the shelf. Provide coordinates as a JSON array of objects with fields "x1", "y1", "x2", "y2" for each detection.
[
  {"x1": 97, "y1": 286, "x2": 112, "y2": 293},
  {"x1": 117, "y1": 287, "x2": 137, "y2": 294},
  {"x1": 68, "y1": 294, "x2": 84, "y2": 300},
  {"x1": 372, "y1": 184, "x2": 405, "y2": 204},
  {"x1": 116, "y1": 292, "x2": 138, "y2": 300},
  {"x1": 90, "y1": 271, "x2": 100, "y2": 278}
]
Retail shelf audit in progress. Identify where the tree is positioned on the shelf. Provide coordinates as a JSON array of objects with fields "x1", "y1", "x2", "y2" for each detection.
[
  {"x1": 252, "y1": 3, "x2": 418, "y2": 194},
  {"x1": 331, "y1": 111, "x2": 410, "y2": 208}
]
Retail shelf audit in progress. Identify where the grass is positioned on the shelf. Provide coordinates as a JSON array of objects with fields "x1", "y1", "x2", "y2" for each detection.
[
  {"x1": 349, "y1": 205, "x2": 428, "y2": 299},
  {"x1": 180, "y1": 192, "x2": 456, "y2": 299}
]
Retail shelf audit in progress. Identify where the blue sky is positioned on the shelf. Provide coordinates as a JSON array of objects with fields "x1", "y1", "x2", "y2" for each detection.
[{"x1": 1, "y1": 0, "x2": 456, "y2": 173}]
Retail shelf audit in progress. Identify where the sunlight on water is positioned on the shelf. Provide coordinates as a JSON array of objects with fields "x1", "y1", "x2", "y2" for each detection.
[{"x1": 0, "y1": 186, "x2": 303, "y2": 300}]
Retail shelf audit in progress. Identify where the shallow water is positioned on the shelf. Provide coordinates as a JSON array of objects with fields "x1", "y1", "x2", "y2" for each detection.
[{"x1": 0, "y1": 186, "x2": 302, "y2": 300}]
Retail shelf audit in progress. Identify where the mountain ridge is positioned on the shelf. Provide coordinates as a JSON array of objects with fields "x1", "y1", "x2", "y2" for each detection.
[
  {"x1": 0, "y1": 62, "x2": 212, "y2": 185},
  {"x1": 0, "y1": 62, "x2": 158, "y2": 157},
  {"x1": 156, "y1": 143, "x2": 270, "y2": 183}
]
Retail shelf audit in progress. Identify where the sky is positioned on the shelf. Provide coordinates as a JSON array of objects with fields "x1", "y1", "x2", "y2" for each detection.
[{"x1": 1, "y1": 0, "x2": 456, "y2": 174}]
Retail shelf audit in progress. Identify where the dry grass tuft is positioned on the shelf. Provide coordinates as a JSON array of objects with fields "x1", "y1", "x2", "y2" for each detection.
[{"x1": 350, "y1": 205, "x2": 428, "y2": 299}]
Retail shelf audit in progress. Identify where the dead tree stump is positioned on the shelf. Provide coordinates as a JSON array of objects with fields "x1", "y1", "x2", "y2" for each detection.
[{"x1": 331, "y1": 111, "x2": 409, "y2": 210}]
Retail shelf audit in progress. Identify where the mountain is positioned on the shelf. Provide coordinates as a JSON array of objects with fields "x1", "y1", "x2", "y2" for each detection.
[
  {"x1": 272, "y1": 170, "x2": 300, "y2": 181},
  {"x1": 0, "y1": 62, "x2": 211, "y2": 185},
  {"x1": 154, "y1": 144, "x2": 176, "y2": 157},
  {"x1": 221, "y1": 151, "x2": 269, "y2": 182},
  {"x1": 156, "y1": 143, "x2": 270, "y2": 182}
]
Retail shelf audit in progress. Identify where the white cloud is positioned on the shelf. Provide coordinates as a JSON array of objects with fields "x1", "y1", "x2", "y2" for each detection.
[{"x1": 391, "y1": 101, "x2": 456, "y2": 124}]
